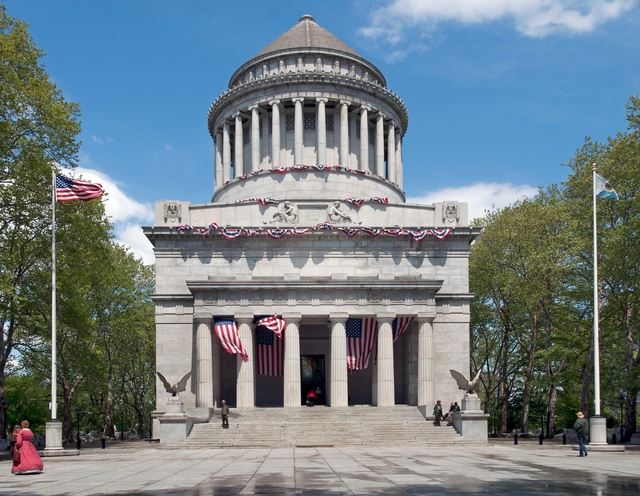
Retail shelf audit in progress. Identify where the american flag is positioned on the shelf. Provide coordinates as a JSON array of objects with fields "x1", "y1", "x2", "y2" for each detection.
[
  {"x1": 256, "y1": 325, "x2": 283, "y2": 375},
  {"x1": 55, "y1": 174, "x2": 104, "y2": 202},
  {"x1": 346, "y1": 318, "x2": 377, "y2": 371},
  {"x1": 254, "y1": 315, "x2": 286, "y2": 338},
  {"x1": 214, "y1": 318, "x2": 248, "y2": 361},
  {"x1": 392, "y1": 317, "x2": 413, "y2": 343}
]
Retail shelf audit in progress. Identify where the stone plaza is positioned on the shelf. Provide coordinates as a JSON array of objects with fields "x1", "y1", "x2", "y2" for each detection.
[{"x1": 1, "y1": 441, "x2": 639, "y2": 495}]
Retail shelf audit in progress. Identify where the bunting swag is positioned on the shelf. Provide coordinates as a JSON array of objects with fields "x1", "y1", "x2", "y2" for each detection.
[
  {"x1": 345, "y1": 197, "x2": 389, "y2": 207},
  {"x1": 392, "y1": 317, "x2": 413, "y2": 343},
  {"x1": 346, "y1": 318, "x2": 378, "y2": 371},
  {"x1": 218, "y1": 163, "x2": 402, "y2": 189},
  {"x1": 214, "y1": 318, "x2": 248, "y2": 361},
  {"x1": 235, "y1": 197, "x2": 279, "y2": 205},
  {"x1": 176, "y1": 223, "x2": 452, "y2": 241}
]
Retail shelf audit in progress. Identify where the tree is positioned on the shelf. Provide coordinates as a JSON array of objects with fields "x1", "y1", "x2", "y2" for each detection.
[{"x1": 0, "y1": 5, "x2": 81, "y2": 440}]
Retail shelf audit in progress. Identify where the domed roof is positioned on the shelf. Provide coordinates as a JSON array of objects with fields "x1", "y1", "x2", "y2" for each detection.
[{"x1": 254, "y1": 14, "x2": 360, "y2": 58}]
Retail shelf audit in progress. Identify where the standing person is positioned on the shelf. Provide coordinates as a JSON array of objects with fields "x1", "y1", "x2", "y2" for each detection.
[
  {"x1": 6, "y1": 425, "x2": 20, "y2": 457},
  {"x1": 433, "y1": 400, "x2": 443, "y2": 426},
  {"x1": 12, "y1": 420, "x2": 43, "y2": 474},
  {"x1": 220, "y1": 400, "x2": 229, "y2": 429},
  {"x1": 573, "y1": 412, "x2": 589, "y2": 457}
]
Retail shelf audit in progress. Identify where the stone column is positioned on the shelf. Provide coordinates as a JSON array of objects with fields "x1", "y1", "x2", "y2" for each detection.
[
  {"x1": 235, "y1": 314, "x2": 255, "y2": 408},
  {"x1": 195, "y1": 316, "x2": 213, "y2": 409},
  {"x1": 269, "y1": 100, "x2": 281, "y2": 167},
  {"x1": 360, "y1": 105, "x2": 370, "y2": 172},
  {"x1": 223, "y1": 122, "x2": 231, "y2": 182},
  {"x1": 376, "y1": 314, "x2": 395, "y2": 407},
  {"x1": 387, "y1": 122, "x2": 396, "y2": 182},
  {"x1": 316, "y1": 98, "x2": 328, "y2": 164},
  {"x1": 417, "y1": 314, "x2": 436, "y2": 408},
  {"x1": 234, "y1": 112, "x2": 244, "y2": 174},
  {"x1": 249, "y1": 104, "x2": 260, "y2": 171},
  {"x1": 375, "y1": 113, "x2": 385, "y2": 176},
  {"x1": 339, "y1": 100, "x2": 351, "y2": 166},
  {"x1": 215, "y1": 129, "x2": 223, "y2": 191},
  {"x1": 395, "y1": 134, "x2": 403, "y2": 188},
  {"x1": 330, "y1": 313, "x2": 349, "y2": 407},
  {"x1": 283, "y1": 313, "x2": 302, "y2": 408},
  {"x1": 212, "y1": 331, "x2": 220, "y2": 408},
  {"x1": 293, "y1": 97, "x2": 304, "y2": 164}
]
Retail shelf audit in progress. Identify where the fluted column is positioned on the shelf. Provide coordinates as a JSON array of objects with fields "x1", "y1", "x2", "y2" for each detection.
[
  {"x1": 360, "y1": 105, "x2": 370, "y2": 172},
  {"x1": 195, "y1": 315, "x2": 213, "y2": 409},
  {"x1": 395, "y1": 134, "x2": 403, "y2": 188},
  {"x1": 417, "y1": 314, "x2": 435, "y2": 408},
  {"x1": 376, "y1": 314, "x2": 395, "y2": 407},
  {"x1": 214, "y1": 129, "x2": 224, "y2": 189},
  {"x1": 293, "y1": 97, "x2": 304, "y2": 164},
  {"x1": 236, "y1": 314, "x2": 255, "y2": 408},
  {"x1": 249, "y1": 105, "x2": 260, "y2": 171},
  {"x1": 339, "y1": 100, "x2": 351, "y2": 166},
  {"x1": 375, "y1": 113, "x2": 385, "y2": 177},
  {"x1": 283, "y1": 312, "x2": 302, "y2": 408},
  {"x1": 316, "y1": 98, "x2": 327, "y2": 164},
  {"x1": 234, "y1": 112, "x2": 244, "y2": 175},
  {"x1": 269, "y1": 100, "x2": 281, "y2": 167},
  {"x1": 330, "y1": 313, "x2": 349, "y2": 407},
  {"x1": 387, "y1": 123, "x2": 396, "y2": 181},
  {"x1": 223, "y1": 122, "x2": 231, "y2": 182}
]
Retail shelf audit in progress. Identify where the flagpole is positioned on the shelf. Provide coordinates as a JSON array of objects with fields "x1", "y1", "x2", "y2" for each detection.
[
  {"x1": 45, "y1": 169, "x2": 63, "y2": 452},
  {"x1": 592, "y1": 165, "x2": 601, "y2": 416},
  {"x1": 590, "y1": 164, "x2": 607, "y2": 446}
]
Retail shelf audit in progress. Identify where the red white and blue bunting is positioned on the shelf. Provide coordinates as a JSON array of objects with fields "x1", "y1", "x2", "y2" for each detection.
[{"x1": 176, "y1": 223, "x2": 451, "y2": 241}]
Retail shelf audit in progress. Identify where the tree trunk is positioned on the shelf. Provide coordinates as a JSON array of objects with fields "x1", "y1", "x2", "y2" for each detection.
[
  {"x1": 521, "y1": 314, "x2": 538, "y2": 434},
  {"x1": 547, "y1": 384, "x2": 557, "y2": 438},
  {"x1": 61, "y1": 378, "x2": 74, "y2": 443},
  {"x1": 103, "y1": 372, "x2": 115, "y2": 438},
  {"x1": 625, "y1": 391, "x2": 636, "y2": 443}
]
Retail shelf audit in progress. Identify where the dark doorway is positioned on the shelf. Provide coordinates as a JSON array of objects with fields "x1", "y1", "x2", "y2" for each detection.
[{"x1": 301, "y1": 355, "x2": 326, "y2": 406}]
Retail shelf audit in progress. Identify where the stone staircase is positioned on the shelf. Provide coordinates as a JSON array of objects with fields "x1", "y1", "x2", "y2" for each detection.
[{"x1": 175, "y1": 405, "x2": 481, "y2": 448}]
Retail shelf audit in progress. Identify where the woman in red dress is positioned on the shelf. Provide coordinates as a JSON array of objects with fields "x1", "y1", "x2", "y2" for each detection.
[{"x1": 12, "y1": 420, "x2": 44, "y2": 475}]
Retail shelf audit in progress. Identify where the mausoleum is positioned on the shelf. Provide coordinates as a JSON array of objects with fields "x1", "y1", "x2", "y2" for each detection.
[{"x1": 145, "y1": 15, "x2": 480, "y2": 438}]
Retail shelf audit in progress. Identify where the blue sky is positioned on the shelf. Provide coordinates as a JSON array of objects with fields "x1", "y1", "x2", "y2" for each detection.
[{"x1": 4, "y1": 0, "x2": 640, "y2": 262}]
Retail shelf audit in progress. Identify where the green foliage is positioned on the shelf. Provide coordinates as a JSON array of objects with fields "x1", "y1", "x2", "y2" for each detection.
[{"x1": 4, "y1": 374, "x2": 49, "y2": 436}]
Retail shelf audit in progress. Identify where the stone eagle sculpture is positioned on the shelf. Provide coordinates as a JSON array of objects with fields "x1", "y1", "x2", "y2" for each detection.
[
  {"x1": 449, "y1": 369, "x2": 482, "y2": 394},
  {"x1": 157, "y1": 371, "x2": 191, "y2": 397}
]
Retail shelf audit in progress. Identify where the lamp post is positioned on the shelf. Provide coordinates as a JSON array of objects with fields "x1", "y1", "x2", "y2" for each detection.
[
  {"x1": 619, "y1": 394, "x2": 625, "y2": 443},
  {"x1": 75, "y1": 407, "x2": 81, "y2": 450},
  {"x1": 1, "y1": 399, "x2": 8, "y2": 441},
  {"x1": 121, "y1": 411, "x2": 124, "y2": 441}
]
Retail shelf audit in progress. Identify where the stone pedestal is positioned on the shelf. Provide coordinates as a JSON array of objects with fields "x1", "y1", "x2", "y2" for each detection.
[
  {"x1": 159, "y1": 397, "x2": 193, "y2": 446},
  {"x1": 451, "y1": 394, "x2": 488, "y2": 443},
  {"x1": 589, "y1": 415, "x2": 607, "y2": 445},
  {"x1": 44, "y1": 420, "x2": 63, "y2": 452},
  {"x1": 631, "y1": 433, "x2": 640, "y2": 445}
]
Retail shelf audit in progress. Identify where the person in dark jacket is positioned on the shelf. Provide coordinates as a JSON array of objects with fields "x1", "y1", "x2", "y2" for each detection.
[
  {"x1": 6, "y1": 425, "x2": 20, "y2": 456},
  {"x1": 433, "y1": 400, "x2": 443, "y2": 426},
  {"x1": 573, "y1": 411, "x2": 589, "y2": 457}
]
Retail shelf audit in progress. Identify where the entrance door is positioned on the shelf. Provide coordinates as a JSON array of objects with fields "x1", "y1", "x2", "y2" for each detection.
[{"x1": 301, "y1": 355, "x2": 326, "y2": 406}]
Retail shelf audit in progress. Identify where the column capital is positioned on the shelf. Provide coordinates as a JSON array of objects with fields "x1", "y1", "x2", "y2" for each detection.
[
  {"x1": 376, "y1": 112, "x2": 387, "y2": 120},
  {"x1": 247, "y1": 104, "x2": 260, "y2": 111},
  {"x1": 376, "y1": 314, "x2": 396, "y2": 325},
  {"x1": 387, "y1": 121, "x2": 396, "y2": 130},
  {"x1": 316, "y1": 97, "x2": 328, "y2": 104},
  {"x1": 193, "y1": 313, "x2": 211, "y2": 322},
  {"x1": 339, "y1": 100, "x2": 352, "y2": 106},
  {"x1": 292, "y1": 97, "x2": 304, "y2": 104},
  {"x1": 360, "y1": 104, "x2": 371, "y2": 114},
  {"x1": 268, "y1": 99, "x2": 281, "y2": 107},
  {"x1": 416, "y1": 313, "x2": 436, "y2": 323},
  {"x1": 329, "y1": 312, "x2": 349, "y2": 323},
  {"x1": 282, "y1": 312, "x2": 302, "y2": 322},
  {"x1": 234, "y1": 313, "x2": 254, "y2": 324}
]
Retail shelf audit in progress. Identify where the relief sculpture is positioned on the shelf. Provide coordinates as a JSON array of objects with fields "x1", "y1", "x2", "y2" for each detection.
[
  {"x1": 263, "y1": 201, "x2": 298, "y2": 224},
  {"x1": 327, "y1": 201, "x2": 360, "y2": 224}
]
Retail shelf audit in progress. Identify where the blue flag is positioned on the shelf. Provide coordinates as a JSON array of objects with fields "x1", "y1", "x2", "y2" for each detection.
[{"x1": 595, "y1": 173, "x2": 619, "y2": 200}]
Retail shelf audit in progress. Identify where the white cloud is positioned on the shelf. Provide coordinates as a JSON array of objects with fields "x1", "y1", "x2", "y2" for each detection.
[
  {"x1": 360, "y1": 0, "x2": 635, "y2": 42},
  {"x1": 407, "y1": 182, "x2": 539, "y2": 222},
  {"x1": 72, "y1": 167, "x2": 156, "y2": 264},
  {"x1": 165, "y1": 143, "x2": 174, "y2": 151}
]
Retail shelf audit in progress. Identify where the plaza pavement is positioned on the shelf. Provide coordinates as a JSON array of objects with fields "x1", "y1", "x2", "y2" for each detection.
[{"x1": 0, "y1": 440, "x2": 639, "y2": 495}]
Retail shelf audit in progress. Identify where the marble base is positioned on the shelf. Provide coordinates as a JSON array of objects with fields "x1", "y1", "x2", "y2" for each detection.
[
  {"x1": 452, "y1": 394, "x2": 488, "y2": 443},
  {"x1": 589, "y1": 415, "x2": 607, "y2": 445},
  {"x1": 159, "y1": 397, "x2": 193, "y2": 445},
  {"x1": 44, "y1": 420, "x2": 65, "y2": 454}
]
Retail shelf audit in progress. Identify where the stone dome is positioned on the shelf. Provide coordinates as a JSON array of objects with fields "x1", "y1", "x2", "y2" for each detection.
[{"x1": 207, "y1": 15, "x2": 409, "y2": 205}]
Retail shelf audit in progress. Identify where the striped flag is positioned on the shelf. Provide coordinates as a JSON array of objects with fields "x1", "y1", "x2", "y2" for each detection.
[
  {"x1": 256, "y1": 325, "x2": 283, "y2": 376},
  {"x1": 55, "y1": 174, "x2": 104, "y2": 202},
  {"x1": 392, "y1": 317, "x2": 413, "y2": 343},
  {"x1": 254, "y1": 315, "x2": 286, "y2": 338},
  {"x1": 214, "y1": 318, "x2": 248, "y2": 361},
  {"x1": 346, "y1": 318, "x2": 377, "y2": 371}
]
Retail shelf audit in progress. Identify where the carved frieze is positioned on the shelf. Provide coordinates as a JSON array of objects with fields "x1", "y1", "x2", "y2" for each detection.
[
  {"x1": 163, "y1": 201, "x2": 182, "y2": 223},
  {"x1": 263, "y1": 201, "x2": 298, "y2": 224},
  {"x1": 443, "y1": 201, "x2": 459, "y2": 226}
]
